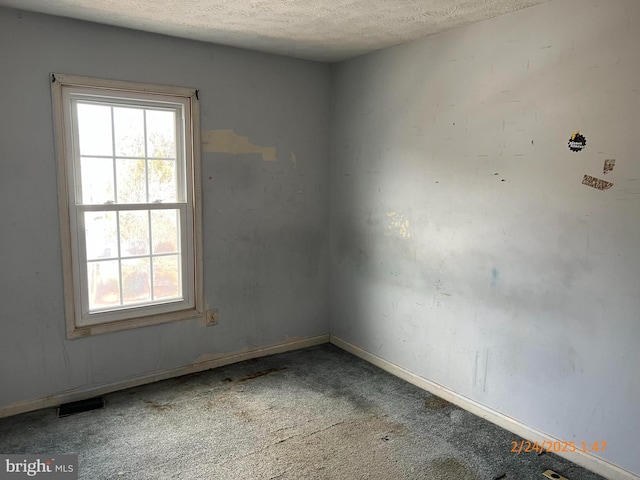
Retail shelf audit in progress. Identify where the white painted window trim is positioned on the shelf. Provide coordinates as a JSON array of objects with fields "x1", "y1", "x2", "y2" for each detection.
[{"x1": 51, "y1": 73, "x2": 203, "y2": 338}]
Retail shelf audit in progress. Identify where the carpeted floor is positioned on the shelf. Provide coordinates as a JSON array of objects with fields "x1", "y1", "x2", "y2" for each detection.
[{"x1": 0, "y1": 344, "x2": 604, "y2": 479}]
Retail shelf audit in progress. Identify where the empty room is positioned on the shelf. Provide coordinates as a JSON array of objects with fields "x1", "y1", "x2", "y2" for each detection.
[{"x1": 0, "y1": 0, "x2": 638, "y2": 479}]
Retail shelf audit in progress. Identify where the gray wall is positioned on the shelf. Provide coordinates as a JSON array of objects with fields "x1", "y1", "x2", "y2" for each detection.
[
  {"x1": 330, "y1": 0, "x2": 640, "y2": 475},
  {"x1": 0, "y1": 8, "x2": 330, "y2": 408}
]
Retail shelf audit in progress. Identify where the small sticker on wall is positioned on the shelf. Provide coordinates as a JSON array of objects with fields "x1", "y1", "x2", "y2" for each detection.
[
  {"x1": 582, "y1": 174, "x2": 613, "y2": 191},
  {"x1": 568, "y1": 131, "x2": 586, "y2": 152},
  {"x1": 603, "y1": 159, "x2": 615, "y2": 174}
]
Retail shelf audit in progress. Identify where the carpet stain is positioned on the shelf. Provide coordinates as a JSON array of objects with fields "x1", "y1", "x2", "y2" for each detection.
[
  {"x1": 143, "y1": 400, "x2": 174, "y2": 412},
  {"x1": 172, "y1": 372, "x2": 200, "y2": 384},
  {"x1": 235, "y1": 410, "x2": 251, "y2": 422},
  {"x1": 424, "y1": 395, "x2": 453, "y2": 409},
  {"x1": 429, "y1": 457, "x2": 477, "y2": 480},
  {"x1": 221, "y1": 414, "x2": 411, "y2": 479},
  {"x1": 238, "y1": 367, "x2": 287, "y2": 382},
  {"x1": 448, "y1": 409, "x2": 466, "y2": 424}
]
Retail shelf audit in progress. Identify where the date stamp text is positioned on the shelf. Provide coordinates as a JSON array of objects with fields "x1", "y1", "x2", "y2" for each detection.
[{"x1": 510, "y1": 440, "x2": 607, "y2": 454}]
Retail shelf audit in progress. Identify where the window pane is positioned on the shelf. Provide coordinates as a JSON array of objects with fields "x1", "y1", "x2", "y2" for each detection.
[
  {"x1": 122, "y1": 258, "x2": 151, "y2": 304},
  {"x1": 77, "y1": 103, "x2": 113, "y2": 156},
  {"x1": 148, "y1": 160, "x2": 177, "y2": 202},
  {"x1": 151, "y1": 210, "x2": 179, "y2": 254},
  {"x1": 114, "y1": 107, "x2": 145, "y2": 157},
  {"x1": 80, "y1": 157, "x2": 115, "y2": 204},
  {"x1": 119, "y1": 210, "x2": 149, "y2": 257},
  {"x1": 153, "y1": 255, "x2": 181, "y2": 300},
  {"x1": 88, "y1": 260, "x2": 120, "y2": 310},
  {"x1": 116, "y1": 159, "x2": 146, "y2": 203},
  {"x1": 146, "y1": 110, "x2": 176, "y2": 158},
  {"x1": 85, "y1": 211, "x2": 118, "y2": 260}
]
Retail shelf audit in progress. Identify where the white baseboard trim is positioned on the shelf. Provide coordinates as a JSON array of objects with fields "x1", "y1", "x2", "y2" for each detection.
[
  {"x1": 0, "y1": 334, "x2": 330, "y2": 419},
  {"x1": 330, "y1": 335, "x2": 639, "y2": 480}
]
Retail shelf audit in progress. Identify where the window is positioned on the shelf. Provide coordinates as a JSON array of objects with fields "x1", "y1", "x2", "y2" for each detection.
[{"x1": 52, "y1": 74, "x2": 203, "y2": 338}]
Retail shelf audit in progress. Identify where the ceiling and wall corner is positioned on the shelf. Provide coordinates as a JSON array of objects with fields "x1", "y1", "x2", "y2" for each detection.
[{"x1": 0, "y1": 0, "x2": 551, "y2": 62}]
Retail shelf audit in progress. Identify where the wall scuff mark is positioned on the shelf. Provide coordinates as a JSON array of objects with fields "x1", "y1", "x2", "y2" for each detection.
[
  {"x1": 582, "y1": 174, "x2": 613, "y2": 191},
  {"x1": 201, "y1": 129, "x2": 277, "y2": 161},
  {"x1": 386, "y1": 212, "x2": 411, "y2": 238}
]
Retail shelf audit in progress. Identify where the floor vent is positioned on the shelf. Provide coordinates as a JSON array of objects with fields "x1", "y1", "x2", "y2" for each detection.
[{"x1": 57, "y1": 397, "x2": 105, "y2": 417}]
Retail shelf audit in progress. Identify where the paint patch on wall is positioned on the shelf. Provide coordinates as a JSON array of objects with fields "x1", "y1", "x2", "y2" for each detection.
[
  {"x1": 291, "y1": 152, "x2": 297, "y2": 168},
  {"x1": 582, "y1": 174, "x2": 613, "y2": 191},
  {"x1": 201, "y1": 129, "x2": 277, "y2": 161},
  {"x1": 568, "y1": 131, "x2": 586, "y2": 152},
  {"x1": 386, "y1": 212, "x2": 411, "y2": 239},
  {"x1": 603, "y1": 159, "x2": 615, "y2": 174}
]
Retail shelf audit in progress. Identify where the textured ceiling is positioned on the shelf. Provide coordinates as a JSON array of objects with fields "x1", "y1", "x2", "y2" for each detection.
[{"x1": 0, "y1": 0, "x2": 550, "y2": 62}]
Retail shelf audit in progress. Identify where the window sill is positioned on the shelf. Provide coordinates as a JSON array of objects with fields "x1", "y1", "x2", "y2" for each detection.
[{"x1": 67, "y1": 307, "x2": 204, "y2": 339}]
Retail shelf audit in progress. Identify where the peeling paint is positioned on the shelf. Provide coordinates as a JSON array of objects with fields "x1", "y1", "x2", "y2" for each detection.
[
  {"x1": 386, "y1": 212, "x2": 411, "y2": 238},
  {"x1": 201, "y1": 129, "x2": 277, "y2": 161}
]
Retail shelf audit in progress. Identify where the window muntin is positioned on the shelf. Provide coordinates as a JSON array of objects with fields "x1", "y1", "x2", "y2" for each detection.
[{"x1": 52, "y1": 74, "x2": 202, "y2": 337}]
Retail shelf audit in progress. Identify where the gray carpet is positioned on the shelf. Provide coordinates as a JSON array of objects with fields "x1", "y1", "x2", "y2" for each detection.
[{"x1": 0, "y1": 344, "x2": 604, "y2": 480}]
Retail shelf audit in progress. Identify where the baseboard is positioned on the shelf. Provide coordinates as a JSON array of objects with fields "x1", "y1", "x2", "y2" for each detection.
[
  {"x1": 330, "y1": 335, "x2": 639, "y2": 480},
  {"x1": 0, "y1": 334, "x2": 330, "y2": 419}
]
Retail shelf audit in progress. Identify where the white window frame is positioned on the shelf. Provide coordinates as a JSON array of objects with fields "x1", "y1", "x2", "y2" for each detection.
[{"x1": 51, "y1": 73, "x2": 203, "y2": 338}]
